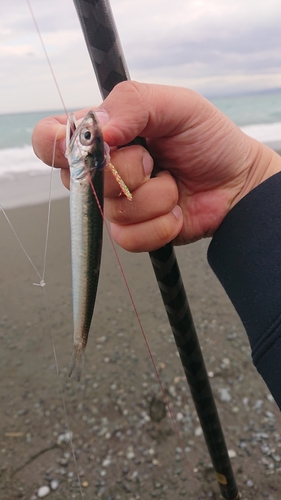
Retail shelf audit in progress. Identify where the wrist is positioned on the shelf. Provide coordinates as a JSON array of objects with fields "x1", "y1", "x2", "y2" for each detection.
[{"x1": 232, "y1": 139, "x2": 281, "y2": 208}]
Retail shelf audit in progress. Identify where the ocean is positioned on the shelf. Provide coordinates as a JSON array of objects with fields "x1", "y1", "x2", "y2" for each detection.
[
  {"x1": 210, "y1": 90, "x2": 281, "y2": 151},
  {"x1": 0, "y1": 90, "x2": 281, "y2": 207},
  {"x1": 0, "y1": 109, "x2": 64, "y2": 181},
  {"x1": 0, "y1": 109, "x2": 69, "y2": 209}
]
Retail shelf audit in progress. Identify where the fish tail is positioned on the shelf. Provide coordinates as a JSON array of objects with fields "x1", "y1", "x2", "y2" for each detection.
[{"x1": 69, "y1": 344, "x2": 85, "y2": 381}]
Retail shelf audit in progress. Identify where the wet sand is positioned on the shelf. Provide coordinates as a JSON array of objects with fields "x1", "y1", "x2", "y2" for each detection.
[{"x1": 0, "y1": 195, "x2": 281, "y2": 499}]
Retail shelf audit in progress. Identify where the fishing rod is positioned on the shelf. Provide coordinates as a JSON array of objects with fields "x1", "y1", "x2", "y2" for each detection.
[{"x1": 72, "y1": 1, "x2": 240, "y2": 498}]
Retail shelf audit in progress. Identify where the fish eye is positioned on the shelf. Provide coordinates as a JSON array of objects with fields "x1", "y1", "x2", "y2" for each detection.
[{"x1": 80, "y1": 127, "x2": 94, "y2": 146}]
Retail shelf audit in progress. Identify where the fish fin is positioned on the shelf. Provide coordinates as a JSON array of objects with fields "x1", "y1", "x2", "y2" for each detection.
[{"x1": 69, "y1": 345, "x2": 85, "y2": 381}]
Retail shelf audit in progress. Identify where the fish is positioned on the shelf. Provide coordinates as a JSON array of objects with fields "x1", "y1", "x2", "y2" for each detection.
[
  {"x1": 65, "y1": 110, "x2": 132, "y2": 381},
  {"x1": 65, "y1": 110, "x2": 105, "y2": 380}
]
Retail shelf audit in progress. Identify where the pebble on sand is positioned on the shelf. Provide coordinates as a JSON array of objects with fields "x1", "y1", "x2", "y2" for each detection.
[
  {"x1": 218, "y1": 388, "x2": 232, "y2": 402},
  {"x1": 37, "y1": 485, "x2": 50, "y2": 498},
  {"x1": 50, "y1": 479, "x2": 59, "y2": 490}
]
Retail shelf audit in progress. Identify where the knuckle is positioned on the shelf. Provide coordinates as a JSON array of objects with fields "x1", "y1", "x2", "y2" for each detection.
[
  {"x1": 113, "y1": 81, "x2": 150, "y2": 118},
  {"x1": 114, "y1": 81, "x2": 142, "y2": 103},
  {"x1": 168, "y1": 186, "x2": 179, "y2": 208}
]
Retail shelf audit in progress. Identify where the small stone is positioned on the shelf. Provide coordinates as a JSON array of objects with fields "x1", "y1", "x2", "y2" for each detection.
[
  {"x1": 228, "y1": 449, "x2": 237, "y2": 458},
  {"x1": 221, "y1": 358, "x2": 231, "y2": 369},
  {"x1": 97, "y1": 336, "x2": 106, "y2": 343},
  {"x1": 218, "y1": 388, "x2": 231, "y2": 402},
  {"x1": 102, "y1": 458, "x2": 111, "y2": 467},
  {"x1": 57, "y1": 431, "x2": 72, "y2": 444},
  {"x1": 82, "y1": 481, "x2": 89, "y2": 487},
  {"x1": 57, "y1": 457, "x2": 68, "y2": 466},
  {"x1": 246, "y1": 479, "x2": 254, "y2": 487},
  {"x1": 226, "y1": 332, "x2": 237, "y2": 340},
  {"x1": 169, "y1": 385, "x2": 177, "y2": 398},
  {"x1": 238, "y1": 440, "x2": 247, "y2": 449},
  {"x1": 265, "y1": 411, "x2": 275, "y2": 419},
  {"x1": 194, "y1": 426, "x2": 203, "y2": 437},
  {"x1": 50, "y1": 479, "x2": 59, "y2": 491},
  {"x1": 149, "y1": 397, "x2": 166, "y2": 423},
  {"x1": 37, "y1": 485, "x2": 50, "y2": 498},
  {"x1": 253, "y1": 399, "x2": 263, "y2": 410}
]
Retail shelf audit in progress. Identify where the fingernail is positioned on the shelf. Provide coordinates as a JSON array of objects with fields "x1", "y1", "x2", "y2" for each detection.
[
  {"x1": 142, "y1": 152, "x2": 154, "y2": 176},
  {"x1": 172, "y1": 205, "x2": 182, "y2": 220},
  {"x1": 61, "y1": 138, "x2": 66, "y2": 154},
  {"x1": 95, "y1": 109, "x2": 109, "y2": 126}
]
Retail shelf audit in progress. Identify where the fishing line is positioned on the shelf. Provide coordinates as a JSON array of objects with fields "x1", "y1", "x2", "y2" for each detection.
[
  {"x1": 42, "y1": 284, "x2": 84, "y2": 499},
  {"x1": 40, "y1": 132, "x2": 86, "y2": 498},
  {"x1": 72, "y1": 117, "x2": 200, "y2": 493},
  {"x1": 72, "y1": 2, "x2": 239, "y2": 499},
  {"x1": 24, "y1": 0, "x2": 201, "y2": 497},
  {"x1": 37, "y1": 142, "x2": 84, "y2": 499},
  {"x1": 25, "y1": 0, "x2": 69, "y2": 119},
  {"x1": 0, "y1": 139, "x2": 85, "y2": 499},
  {"x1": 40, "y1": 131, "x2": 58, "y2": 285},
  {"x1": 0, "y1": 202, "x2": 43, "y2": 284},
  {"x1": 87, "y1": 172, "x2": 201, "y2": 495}
]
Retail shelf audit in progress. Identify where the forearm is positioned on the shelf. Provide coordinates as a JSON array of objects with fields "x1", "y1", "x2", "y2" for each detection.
[{"x1": 208, "y1": 171, "x2": 281, "y2": 408}]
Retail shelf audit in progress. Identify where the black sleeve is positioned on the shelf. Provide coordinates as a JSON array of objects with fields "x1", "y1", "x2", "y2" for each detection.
[{"x1": 207, "y1": 172, "x2": 281, "y2": 409}]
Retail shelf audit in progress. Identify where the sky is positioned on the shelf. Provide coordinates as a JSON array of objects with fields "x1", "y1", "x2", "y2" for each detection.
[{"x1": 1, "y1": 0, "x2": 281, "y2": 113}]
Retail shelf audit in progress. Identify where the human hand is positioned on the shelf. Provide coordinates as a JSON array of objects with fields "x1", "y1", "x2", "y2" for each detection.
[{"x1": 32, "y1": 81, "x2": 281, "y2": 251}]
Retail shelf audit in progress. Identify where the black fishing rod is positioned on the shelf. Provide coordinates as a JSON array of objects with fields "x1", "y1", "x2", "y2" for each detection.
[{"x1": 72, "y1": 1, "x2": 240, "y2": 498}]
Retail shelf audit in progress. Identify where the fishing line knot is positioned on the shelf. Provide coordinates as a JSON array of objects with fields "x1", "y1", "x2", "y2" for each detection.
[{"x1": 33, "y1": 279, "x2": 46, "y2": 287}]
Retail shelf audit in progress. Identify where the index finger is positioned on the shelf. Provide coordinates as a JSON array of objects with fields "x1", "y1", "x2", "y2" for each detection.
[{"x1": 32, "y1": 107, "x2": 91, "y2": 168}]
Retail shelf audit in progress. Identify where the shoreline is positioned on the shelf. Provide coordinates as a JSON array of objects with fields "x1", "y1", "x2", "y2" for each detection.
[
  {"x1": 0, "y1": 142, "x2": 280, "y2": 211},
  {"x1": 0, "y1": 170, "x2": 68, "y2": 210}
]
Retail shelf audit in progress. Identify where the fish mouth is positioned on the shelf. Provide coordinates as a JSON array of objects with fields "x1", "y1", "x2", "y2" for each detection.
[{"x1": 66, "y1": 113, "x2": 77, "y2": 147}]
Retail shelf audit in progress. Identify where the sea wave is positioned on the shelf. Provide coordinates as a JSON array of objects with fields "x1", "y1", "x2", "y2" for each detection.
[
  {"x1": 0, "y1": 145, "x2": 50, "y2": 180},
  {"x1": 0, "y1": 122, "x2": 281, "y2": 181},
  {"x1": 240, "y1": 122, "x2": 281, "y2": 144}
]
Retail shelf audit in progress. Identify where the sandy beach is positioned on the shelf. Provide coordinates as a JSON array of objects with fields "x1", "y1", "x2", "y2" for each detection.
[{"x1": 0, "y1": 183, "x2": 281, "y2": 499}]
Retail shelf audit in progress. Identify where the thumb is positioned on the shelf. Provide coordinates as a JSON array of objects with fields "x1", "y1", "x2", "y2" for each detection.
[{"x1": 99, "y1": 81, "x2": 204, "y2": 147}]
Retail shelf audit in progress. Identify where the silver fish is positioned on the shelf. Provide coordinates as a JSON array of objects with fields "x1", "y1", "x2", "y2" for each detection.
[{"x1": 65, "y1": 111, "x2": 105, "y2": 380}]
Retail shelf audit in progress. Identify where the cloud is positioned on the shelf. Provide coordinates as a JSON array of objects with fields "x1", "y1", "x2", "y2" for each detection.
[
  {"x1": 117, "y1": 0, "x2": 281, "y2": 96},
  {"x1": 119, "y1": 2, "x2": 281, "y2": 72},
  {"x1": 0, "y1": 0, "x2": 281, "y2": 113}
]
